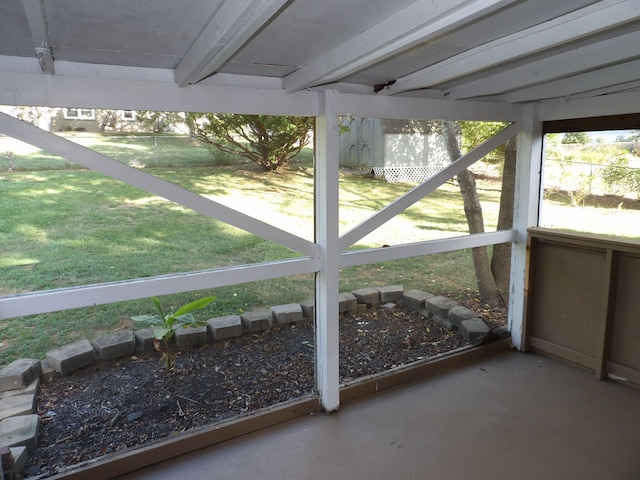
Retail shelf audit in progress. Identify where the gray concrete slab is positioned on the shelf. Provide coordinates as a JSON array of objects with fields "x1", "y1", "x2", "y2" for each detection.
[{"x1": 119, "y1": 352, "x2": 640, "y2": 480}]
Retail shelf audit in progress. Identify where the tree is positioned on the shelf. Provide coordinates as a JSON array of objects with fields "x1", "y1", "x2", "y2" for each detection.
[
  {"x1": 185, "y1": 114, "x2": 314, "y2": 172},
  {"x1": 562, "y1": 131, "x2": 589, "y2": 144},
  {"x1": 491, "y1": 136, "x2": 516, "y2": 302},
  {"x1": 441, "y1": 120, "x2": 503, "y2": 306},
  {"x1": 441, "y1": 120, "x2": 517, "y2": 307}
]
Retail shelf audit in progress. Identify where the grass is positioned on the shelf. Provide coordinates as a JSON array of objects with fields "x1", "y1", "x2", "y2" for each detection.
[
  {"x1": 0, "y1": 145, "x2": 501, "y2": 365},
  {"x1": 3, "y1": 132, "x2": 633, "y2": 366},
  {"x1": 0, "y1": 133, "x2": 219, "y2": 170},
  {"x1": 541, "y1": 190, "x2": 640, "y2": 238}
]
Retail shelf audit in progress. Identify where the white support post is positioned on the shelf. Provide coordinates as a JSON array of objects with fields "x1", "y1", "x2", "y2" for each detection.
[
  {"x1": 315, "y1": 91, "x2": 341, "y2": 412},
  {"x1": 509, "y1": 103, "x2": 543, "y2": 350}
]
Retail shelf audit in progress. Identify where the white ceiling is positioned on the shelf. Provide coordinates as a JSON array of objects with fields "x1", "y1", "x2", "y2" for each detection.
[{"x1": 1, "y1": 0, "x2": 639, "y2": 105}]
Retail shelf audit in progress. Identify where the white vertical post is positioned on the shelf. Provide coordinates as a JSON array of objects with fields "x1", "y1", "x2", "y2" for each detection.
[
  {"x1": 509, "y1": 103, "x2": 543, "y2": 350},
  {"x1": 315, "y1": 91, "x2": 341, "y2": 412}
]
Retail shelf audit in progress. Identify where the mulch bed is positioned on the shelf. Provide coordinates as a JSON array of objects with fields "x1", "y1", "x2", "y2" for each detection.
[{"x1": 24, "y1": 297, "x2": 507, "y2": 478}]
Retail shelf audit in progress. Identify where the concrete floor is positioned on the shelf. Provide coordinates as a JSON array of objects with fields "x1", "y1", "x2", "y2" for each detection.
[{"x1": 119, "y1": 351, "x2": 640, "y2": 480}]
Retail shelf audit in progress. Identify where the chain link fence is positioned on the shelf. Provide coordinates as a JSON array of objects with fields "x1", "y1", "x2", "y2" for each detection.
[
  {"x1": 544, "y1": 158, "x2": 640, "y2": 202},
  {"x1": 0, "y1": 134, "x2": 220, "y2": 171}
]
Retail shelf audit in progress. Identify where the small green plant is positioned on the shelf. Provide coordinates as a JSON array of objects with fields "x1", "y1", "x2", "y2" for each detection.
[{"x1": 132, "y1": 295, "x2": 216, "y2": 372}]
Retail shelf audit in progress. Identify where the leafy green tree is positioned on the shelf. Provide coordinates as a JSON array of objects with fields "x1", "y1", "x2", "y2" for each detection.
[
  {"x1": 460, "y1": 121, "x2": 507, "y2": 164},
  {"x1": 185, "y1": 114, "x2": 314, "y2": 172},
  {"x1": 601, "y1": 153, "x2": 632, "y2": 195},
  {"x1": 562, "y1": 132, "x2": 590, "y2": 144}
]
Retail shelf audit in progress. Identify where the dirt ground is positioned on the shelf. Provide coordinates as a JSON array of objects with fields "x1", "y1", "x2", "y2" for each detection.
[{"x1": 25, "y1": 298, "x2": 507, "y2": 478}]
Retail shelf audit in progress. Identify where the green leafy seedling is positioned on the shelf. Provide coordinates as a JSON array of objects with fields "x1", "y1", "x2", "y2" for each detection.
[{"x1": 132, "y1": 295, "x2": 216, "y2": 372}]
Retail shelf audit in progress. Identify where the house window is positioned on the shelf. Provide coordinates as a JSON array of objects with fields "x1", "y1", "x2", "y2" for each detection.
[
  {"x1": 121, "y1": 110, "x2": 136, "y2": 121},
  {"x1": 64, "y1": 108, "x2": 95, "y2": 120}
]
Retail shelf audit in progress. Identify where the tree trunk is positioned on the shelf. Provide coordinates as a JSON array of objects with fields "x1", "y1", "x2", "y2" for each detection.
[
  {"x1": 491, "y1": 136, "x2": 517, "y2": 304},
  {"x1": 441, "y1": 121, "x2": 503, "y2": 307}
]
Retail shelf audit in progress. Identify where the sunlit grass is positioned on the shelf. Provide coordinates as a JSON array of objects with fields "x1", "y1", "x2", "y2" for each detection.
[
  {"x1": 0, "y1": 161, "x2": 498, "y2": 365},
  {"x1": 541, "y1": 190, "x2": 640, "y2": 238},
  {"x1": 2, "y1": 136, "x2": 636, "y2": 366}
]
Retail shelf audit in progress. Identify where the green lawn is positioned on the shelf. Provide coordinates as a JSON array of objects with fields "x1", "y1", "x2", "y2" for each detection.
[
  {"x1": 0, "y1": 143, "x2": 501, "y2": 365},
  {"x1": 4, "y1": 133, "x2": 635, "y2": 366},
  {"x1": 541, "y1": 190, "x2": 640, "y2": 238}
]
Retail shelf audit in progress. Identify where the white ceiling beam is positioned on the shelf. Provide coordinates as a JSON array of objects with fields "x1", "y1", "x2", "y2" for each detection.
[
  {"x1": 22, "y1": 0, "x2": 54, "y2": 75},
  {"x1": 447, "y1": 29, "x2": 640, "y2": 100},
  {"x1": 540, "y1": 90, "x2": 640, "y2": 121},
  {"x1": 332, "y1": 92, "x2": 522, "y2": 122},
  {"x1": 175, "y1": 0, "x2": 289, "y2": 87},
  {"x1": 566, "y1": 80, "x2": 640, "y2": 101},
  {"x1": 283, "y1": 0, "x2": 520, "y2": 93},
  {"x1": 0, "y1": 66, "x2": 318, "y2": 116},
  {"x1": 384, "y1": 0, "x2": 640, "y2": 96},
  {"x1": 499, "y1": 59, "x2": 640, "y2": 103}
]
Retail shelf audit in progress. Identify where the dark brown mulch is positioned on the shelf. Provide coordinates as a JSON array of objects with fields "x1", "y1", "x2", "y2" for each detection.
[{"x1": 25, "y1": 298, "x2": 506, "y2": 478}]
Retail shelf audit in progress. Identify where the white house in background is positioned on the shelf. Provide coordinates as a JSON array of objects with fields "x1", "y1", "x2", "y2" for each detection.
[
  {"x1": 0, "y1": 106, "x2": 151, "y2": 133},
  {"x1": 52, "y1": 108, "x2": 141, "y2": 132}
]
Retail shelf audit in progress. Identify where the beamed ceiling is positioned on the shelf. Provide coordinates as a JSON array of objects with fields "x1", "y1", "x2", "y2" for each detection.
[{"x1": 0, "y1": 0, "x2": 638, "y2": 107}]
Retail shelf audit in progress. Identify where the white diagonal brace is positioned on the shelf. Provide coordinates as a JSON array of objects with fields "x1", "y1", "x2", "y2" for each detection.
[
  {"x1": 385, "y1": 0, "x2": 640, "y2": 96},
  {"x1": 175, "y1": 0, "x2": 289, "y2": 86},
  {"x1": 0, "y1": 112, "x2": 318, "y2": 257},
  {"x1": 22, "y1": 0, "x2": 54, "y2": 74},
  {"x1": 339, "y1": 122, "x2": 520, "y2": 250},
  {"x1": 283, "y1": 0, "x2": 519, "y2": 93}
]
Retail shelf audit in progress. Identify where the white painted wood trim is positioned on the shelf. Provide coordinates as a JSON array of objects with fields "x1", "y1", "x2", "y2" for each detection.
[
  {"x1": 332, "y1": 92, "x2": 522, "y2": 122},
  {"x1": 283, "y1": 0, "x2": 518, "y2": 92},
  {"x1": 0, "y1": 112, "x2": 319, "y2": 257},
  {"x1": 386, "y1": 0, "x2": 640, "y2": 96},
  {"x1": 0, "y1": 65, "x2": 523, "y2": 121},
  {"x1": 0, "y1": 258, "x2": 320, "y2": 320},
  {"x1": 22, "y1": 0, "x2": 54, "y2": 75},
  {"x1": 500, "y1": 60, "x2": 640, "y2": 104},
  {"x1": 448, "y1": 30, "x2": 640, "y2": 100},
  {"x1": 175, "y1": 0, "x2": 289, "y2": 86},
  {"x1": 508, "y1": 104, "x2": 543, "y2": 351},
  {"x1": 339, "y1": 231, "x2": 518, "y2": 268},
  {"x1": 0, "y1": 68, "x2": 319, "y2": 116},
  {"x1": 339, "y1": 122, "x2": 521, "y2": 250},
  {"x1": 314, "y1": 91, "x2": 341, "y2": 412},
  {"x1": 539, "y1": 90, "x2": 640, "y2": 121}
]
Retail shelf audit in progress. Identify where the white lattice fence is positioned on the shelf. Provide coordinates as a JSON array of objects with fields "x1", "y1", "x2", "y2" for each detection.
[{"x1": 371, "y1": 166, "x2": 446, "y2": 183}]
